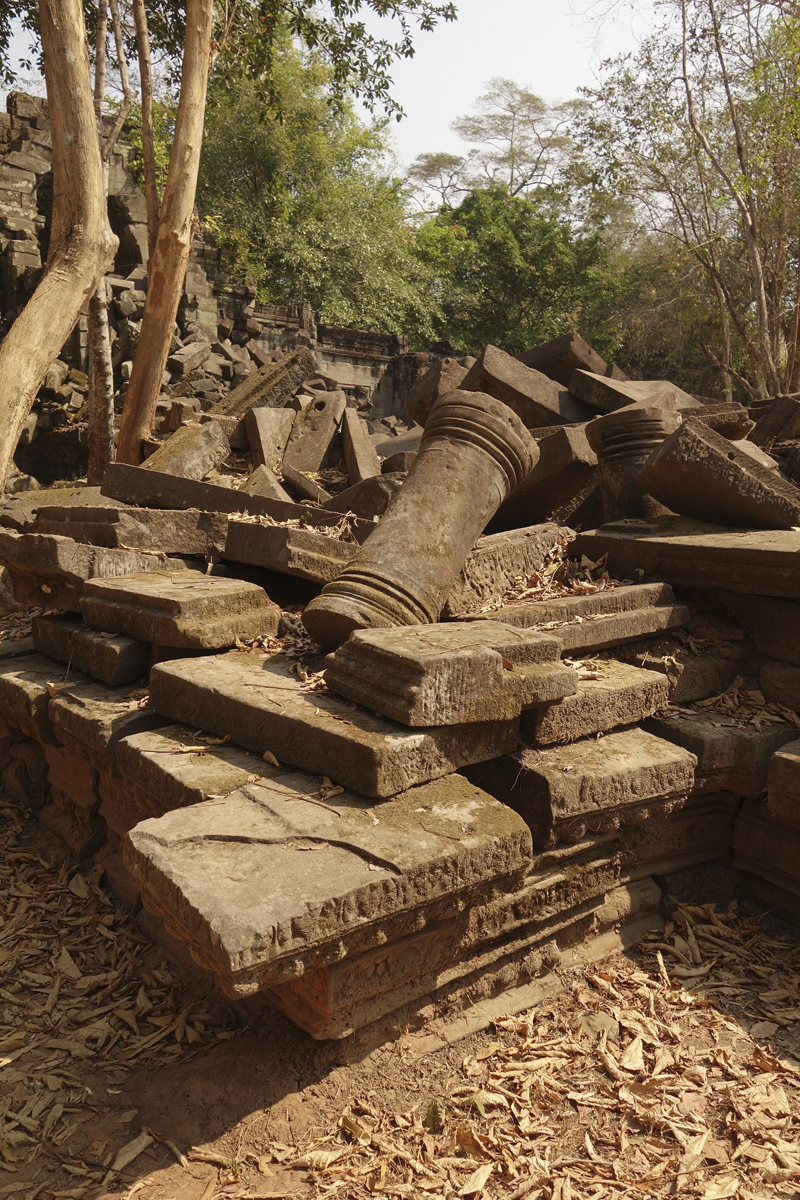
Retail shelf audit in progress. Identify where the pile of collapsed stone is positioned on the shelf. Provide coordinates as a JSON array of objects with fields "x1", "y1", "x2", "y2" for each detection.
[{"x1": 2, "y1": 330, "x2": 800, "y2": 1040}]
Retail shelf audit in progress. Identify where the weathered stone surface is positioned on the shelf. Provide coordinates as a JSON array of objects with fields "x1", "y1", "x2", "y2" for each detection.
[
  {"x1": 522, "y1": 660, "x2": 669, "y2": 745},
  {"x1": 33, "y1": 505, "x2": 228, "y2": 555},
  {"x1": 223, "y1": 520, "x2": 354, "y2": 583},
  {"x1": 0, "y1": 486, "x2": 119, "y2": 532},
  {"x1": 32, "y1": 615, "x2": 150, "y2": 686},
  {"x1": 407, "y1": 358, "x2": 469, "y2": 427},
  {"x1": 637, "y1": 420, "x2": 800, "y2": 529},
  {"x1": 341, "y1": 409, "x2": 380, "y2": 483},
  {"x1": 44, "y1": 743, "x2": 98, "y2": 809},
  {"x1": 462, "y1": 344, "x2": 593, "y2": 428},
  {"x1": 720, "y1": 591, "x2": 800, "y2": 665},
  {"x1": 208, "y1": 348, "x2": 318, "y2": 418},
  {"x1": 621, "y1": 791, "x2": 739, "y2": 878},
  {"x1": 761, "y1": 661, "x2": 800, "y2": 710},
  {"x1": 148, "y1": 650, "x2": 519, "y2": 797},
  {"x1": 573, "y1": 517, "x2": 800, "y2": 600},
  {"x1": 586, "y1": 405, "x2": 681, "y2": 522},
  {"x1": 244, "y1": 407, "x2": 294, "y2": 470},
  {"x1": 322, "y1": 473, "x2": 405, "y2": 521},
  {"x1": 0, "y1": 653, "x2": 67, "y2": 743},
  {"x1": 442, "y1": 524, "x2": 563, "y2": 619},
  {"x1": 518, "y1": 333, "x2": 615, "y2": 388},
  {"x1": 325, "y1": 622, "x2": 575, "y2": 726},
  {"x1": 303, "y1": 392, "x2": 537, "y2": 650},
  {"x1": 644, "y1": 710, "x2": 797, "y2": 796},
  {"x1": 619, "y1": 628, "x2": 746, "y2": 704},
  {"x1": 80, "y1": 572, "x2": 279, "y2": 649},
  {"x1": 142, "y1": 421, "x2": 230, "y2": 481},
  {"x1": 466, "y1": 582, "x2": 689, "y2": 653},
  {"x1": 281, "y1": 462, "x2": 332, "y2": 504},
  {"x1": 0, "y1": 530, "x2": 189, "y2": 610},
  {"x1": 570, "y1": 372, "x2": 701, "y2": 413},
  {"x1": 749, "y1": 395, "x2": 800, "y2": 447},
  {"x1": 471, "y1": 727, "x2": 696, "y2": 846},
  {"x1": 123, "y1": 772, "x2": 532, "y2": 996},
  {"x1": 48, "y1": 681, "x2": 167, "y2": 775},
  {"x1": 40, "y1": 791, "x2": 104, "y2": 856},
  {"x1": 382, "y1": 450, "x2": 416, "y2": 474},
  {"x1": 489, "y1": 426, "x2": 597, "y2": 532},
  {"x1": 239, "y1": 465, "x2": 293, "y2": 503},
  {"x1": 733, "y1": 800, "x2": 800, "y2": 897},
  {"x1": 167, "y1": 340, "x2": 210, "y2": 375},
  {"x1": 283, "y1": 393, "x2": 346, "y2": 474},
  {"x1": 683, "y1": 404, "x2": 754, "y2": 441},
  {"x1": 767, "y1": 739, "x2": 800, "y2": 828}
]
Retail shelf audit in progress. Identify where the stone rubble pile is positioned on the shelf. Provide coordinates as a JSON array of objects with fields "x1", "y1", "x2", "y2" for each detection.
[{"x1": 3, "y1": 329, "x2": 800, "y2": 1040}]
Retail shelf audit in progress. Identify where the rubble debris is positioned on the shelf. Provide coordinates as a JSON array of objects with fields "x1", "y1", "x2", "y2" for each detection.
[
  {"x1": 147, "y1": 650, "x2": 520, "y2": 797},
  {"x1": 302, "y1": 390, "x2": 537, "y2": 650},
  {"x1": 461, "y1": 343, "x2": 594, "y2": 427},
  {"x1": 207, "y1": 346, "x2": 318, "y2": 418},
  {"x1": 487, "y1": 425, "x2": 597, "y2": 532},
  {"x1": 239, "y1": 462, "x2": 293, "y2": 502},
  {"x1": 637, "y1": 419, "x2": 800, "y2": 529},
  {"x1": 324, "y1": 622, "x2": 576, "y2": 725},
  {"x1": 244, "y1": 405, "x2": 294, "y2": 469},
  {"x1": 341, "y1": 406, "x2": 381, "y2": 481},
  {"x1": 32, "y1": 613, "x2": 150, "y2": 685},
  {"x1": 586, "y1": 404, "x2": 682, "y2": 522},
  {"x1": 80, "y1": 572, "x2": 280, "y2": 649},
  {"x1": 141, "y1": 419, "x2": 230, "y2": 480}
]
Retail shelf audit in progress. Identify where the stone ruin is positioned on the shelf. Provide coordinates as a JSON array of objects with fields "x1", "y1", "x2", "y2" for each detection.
[{"x1": 3, "y1": 324, "x2": 800, "y2": 1041}]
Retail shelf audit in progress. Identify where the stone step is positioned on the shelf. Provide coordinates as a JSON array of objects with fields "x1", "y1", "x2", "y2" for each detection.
[
  {"x1": 469, "y1": 726, "x2": 696, "y2": 847},
  {"x1": 148, "y1": 649, "x2": 519, "y2": 798},
  {"x1": 767, "y1": 738, "x2": 800, "y2": 829},
  {"x1": 522, "y1": 659, "x2": 668, "y2": 745},
  {"x1": 324, "y1": 622, "x2": 574, "y2": 726},
  {"x1": 222, "y1": 520, "x2": 354, "y2": 584},
  {"x1": 32, "y1": 615, "x2": 150, "y2": 686},
  {"x1": 79, "y1": 572, "x2": 280, "y2": 649},
  {"x1": 442, "y1": 524, "x2": 564, "y2": 618},
  {"x1": 33, "y1": 505, "x2": 228, "y2": 556},
  {"x1": 123, "y1": 772, "x2": 532, "y2": 997}
]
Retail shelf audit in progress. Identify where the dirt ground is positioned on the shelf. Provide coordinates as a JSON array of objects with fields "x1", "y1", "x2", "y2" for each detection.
[{"x1": 3, "y1": 794, "x2": 800, "y2": 1200}]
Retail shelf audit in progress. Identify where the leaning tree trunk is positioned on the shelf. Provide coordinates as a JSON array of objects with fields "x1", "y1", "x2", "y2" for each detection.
[
  {"x1": 0, "y1": 0, "x2": 117, "y2": 491},
  {"x1": 116, "y1": 0, "x2": 213, "y2": 465},
  {"x1": 132, "y1": 0, "x2": 160, "y2": 264}
]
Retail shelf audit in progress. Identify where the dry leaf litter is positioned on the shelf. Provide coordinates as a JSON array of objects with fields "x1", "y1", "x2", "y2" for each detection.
[{"x1": 480, "y1": 535, "x2": 630, "y2": 615}]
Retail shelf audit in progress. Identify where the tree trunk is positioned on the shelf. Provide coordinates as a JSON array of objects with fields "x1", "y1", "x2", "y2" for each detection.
[
  {"x1": 116, "y1": 0, "x2": 213, "y2": 465},
  {"x1": 132, "y1": 0, "x2": 160, "y2": 264},
  {"x1": 0, "y1": 0, "x2": 117, "y2": 492}
]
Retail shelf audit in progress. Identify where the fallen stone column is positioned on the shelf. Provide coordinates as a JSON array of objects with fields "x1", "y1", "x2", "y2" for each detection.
[
  {"x1": 585, "y1": 405, "x2": 681, "y2": 522},
  {"x1": 302, "y1": 390, "x2": 537, "y2": 650}
]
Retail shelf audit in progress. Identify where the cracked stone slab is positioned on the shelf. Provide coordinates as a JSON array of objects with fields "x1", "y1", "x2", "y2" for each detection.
[
  {"x1": 0, "y1": 530, "x2": 190, "y2": 610},
  {"x1": 325, "y1": 622, "x2": 575, "y2": 726},
  {"x1": 470, "y1": 727, "x2": 696, "y2": 847},
  {"x1": 80, "y1": 572, "x2": 280, "y2": 649},
  {"x1": 522, "y1": 659, "x2": 669, "y2": 745},
  {"x1": 123, "y1": 772, "x2": 532, "y2": 996},
  {"x1": 33, "y1": 506, "x2": 228, "y2": 556},
  {"x1": 148, "y1": 650, "x2": 519, "y2": 797},
  {"x1": 464, "y1": 582, "x2": 688, "y2": 653},
  {"x1": 644, "y1": 710, "x2": 798, "y2": 797},
  {"x1": 32, "y1": 615, "x2": 150, "y2": 686},
  {"x1": 48, "y1": 681, "x2": 167, "y2": 775}
]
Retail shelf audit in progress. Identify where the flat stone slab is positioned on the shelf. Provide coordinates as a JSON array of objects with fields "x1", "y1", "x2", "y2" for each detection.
[
  {"x1": 223, "y1": 519, "x2": 355, "y2": 583},
  {"x1": 143, "y1": 420, "x2": 230, "y2": 480},
  {"x1": 0, "y1": 486, "x2": 121, "y2": 532},
  {"x1": 33, "y1": 506, "x2": 228, "y2": 555},
  {"x1": 49, "y1": 681, "x2": 167, "y2": 775},
  {"x1": 464, "y1": 582, "x2": 689, "y2": 652},
  {"x1": 0, "y1": 530, "x2": 189, "y2": 610},
  {"x1": 283, "y1": 393, "x2": 346, "y2": 474},
  {"x1": 148, "y1": 650, "x2": 520, "y2": 797},
  {"x1": 767, "y1": 739, "x2": 800, "y2": 828},
  {"x1": 32, "y1": 615, "x2": 150, "y2": 686},
  {"x1": 721, "y1": 591, "x2": 800, "y2": 666},
  {"x1": 569, "y1": 371, "x2": 700, "y2": 412},
  {"x1": 522, "y1": 660, "x2": 669, "y2": 745},
  {"x1": 80, "y1": 572, "x2": 280, "y2": 649},
  {"x1": 0, "y1": 653, "x2": 73, "y2": 743},
  {"x1": 324, "y1": 622, "x2": 575, "y2": 726},
  {"x1": 573, "y1": 517, "x2": 800, "y2": 600},
  {"x1": 341, "y1": 409, "x2": 381, "y2": 483},
  {"x1": 644, "y1": 710, "x2": 798, "y2": 796},
  {"x1": 471, "y1": 727, "x2": 696, "y2": 846},
  {"x1": 442, "y1": 524, "x2": 565, "y2": 618},
  {"x1": 636, "y1": 420, "x2": 800, "y2": 529},
  {"x1": 123, "y1": 772, "x2": 532, "y2": 996},
  {"x1": 761, "y1": 661, "x2": 800, "y2": 710}
]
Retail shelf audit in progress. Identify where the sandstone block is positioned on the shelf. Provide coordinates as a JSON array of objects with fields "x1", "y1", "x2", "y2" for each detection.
[
  {"x1": 570, "y1": 371, "x2": 700, "y2": 413},
  {"x1": 522, "y1": 660, "x2": 669, "y2": 745},
  {"x1": 32, "y1": 615, "x2": 150, "y2": 686},
  {"x1": 767, "y1": 739, "x2": 800, "y2": 828},
  {"x1": 49, "y1": 682, "x2": 167, "y2": 775},
  {"x1": 382, "y1": 451, "x2": 416, "y2": 474},
  {"x1": 80, "y1": 572, "x2": 279, "y2": 649},
  {"x1": 442, "y1": 523, "x2": 564, "y2": 618},
  {"x1": 325, "y1": 622, "x2": 575, "y2": 726},
  {"x1": 0, "y1": 653, "x2": 66, "y2": 743},
  {"x1": 281, "y1": 462, "x2": 332, "y2": 504},
  {"x1": 239, "y1": 465, "x2": 293, "y2": 503},
  {"x1": 208, "y1": 348, "x2": 318, "y2": 418},
  {"x1": 733, "y1": 801, "x2": 800, "y2": 898},
  {"x1": 244, "y1": 407, "x2": 294, "y2": 470},
  {"x1": 322, "y1": 473, "x2": 405, "y2": 521},
  {"x1": 636, "y1": 420, "x2": 800, "y2": 529},
  {"x1": 749, "y1": 395, "x2": 800, "y2": 447},
  {"x1": 33, "y1": 505, "x2": 228, "y2": 555},
  {"x1": 282, "y1": 392, "x2": 346, "y2": 475},
  {"x1": 123, "y1": 772, "x2": 532, "y2": 996},
  {"x1": 142, "y1": 421, "x2": 230, "y2": 481},
  {"x1": 44, "y1": 743, "x2": 98, "y2": 810},
  {"x1": 462, "y1": 344, "x2": 593, "y2": 427},
  {"x1": 341, "y1": 409, "x2": 381, "y2": 483},
  {"x1": 720, "y1": 591, "x2": 800, "y2": 666},
  {"x1": 223, "y1": 520, "x2": 354, "y2": 583},
  {"x1": 761, "y1": 661, "x2": 800, "y2": 710},
  {"x1": 518, "y1": 333, "x2": 613, "y2": 388},
  {"x1": 471, "y1": 727, "x2": 695, "y2": 846},
  {"x1": 406, "y1": 358, "x2": 469, "y2": 427},
  {"x1": 167, "y1": 340, "x2": 211, "y2": 375},
  {"x1": 148, "y1": 650, "x2": 519, "y2": 797},
  {"x1": 489, "y1": 426, "x2": 597, "y2": 532},
  {"x1": 40, "y1": 792, "x2": 104, "y2": 856}
]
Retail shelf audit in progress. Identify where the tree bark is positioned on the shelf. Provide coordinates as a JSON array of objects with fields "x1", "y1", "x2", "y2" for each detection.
[
  {"x1": 132, "y1": 0, "x2": 160, "y2": 264},
  {"x1": 0, "y1": 0, "x2": 117, "y2": 492},
  {"x1": 116, "y1": 0, "x2": 213, "y2": 465}
]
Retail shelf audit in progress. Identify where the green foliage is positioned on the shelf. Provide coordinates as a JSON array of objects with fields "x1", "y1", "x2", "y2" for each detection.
[
  {"x1": 123, "y1": 98, "x2": 175, "y2": 199},
  {"x1": 197, "y1": 45, "x2": 439, "y2": 339}
]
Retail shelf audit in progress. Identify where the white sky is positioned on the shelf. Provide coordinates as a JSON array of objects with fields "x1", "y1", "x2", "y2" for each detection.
[{"x1": 3, "y1": 0, "x2": 655, "y2": 172}]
